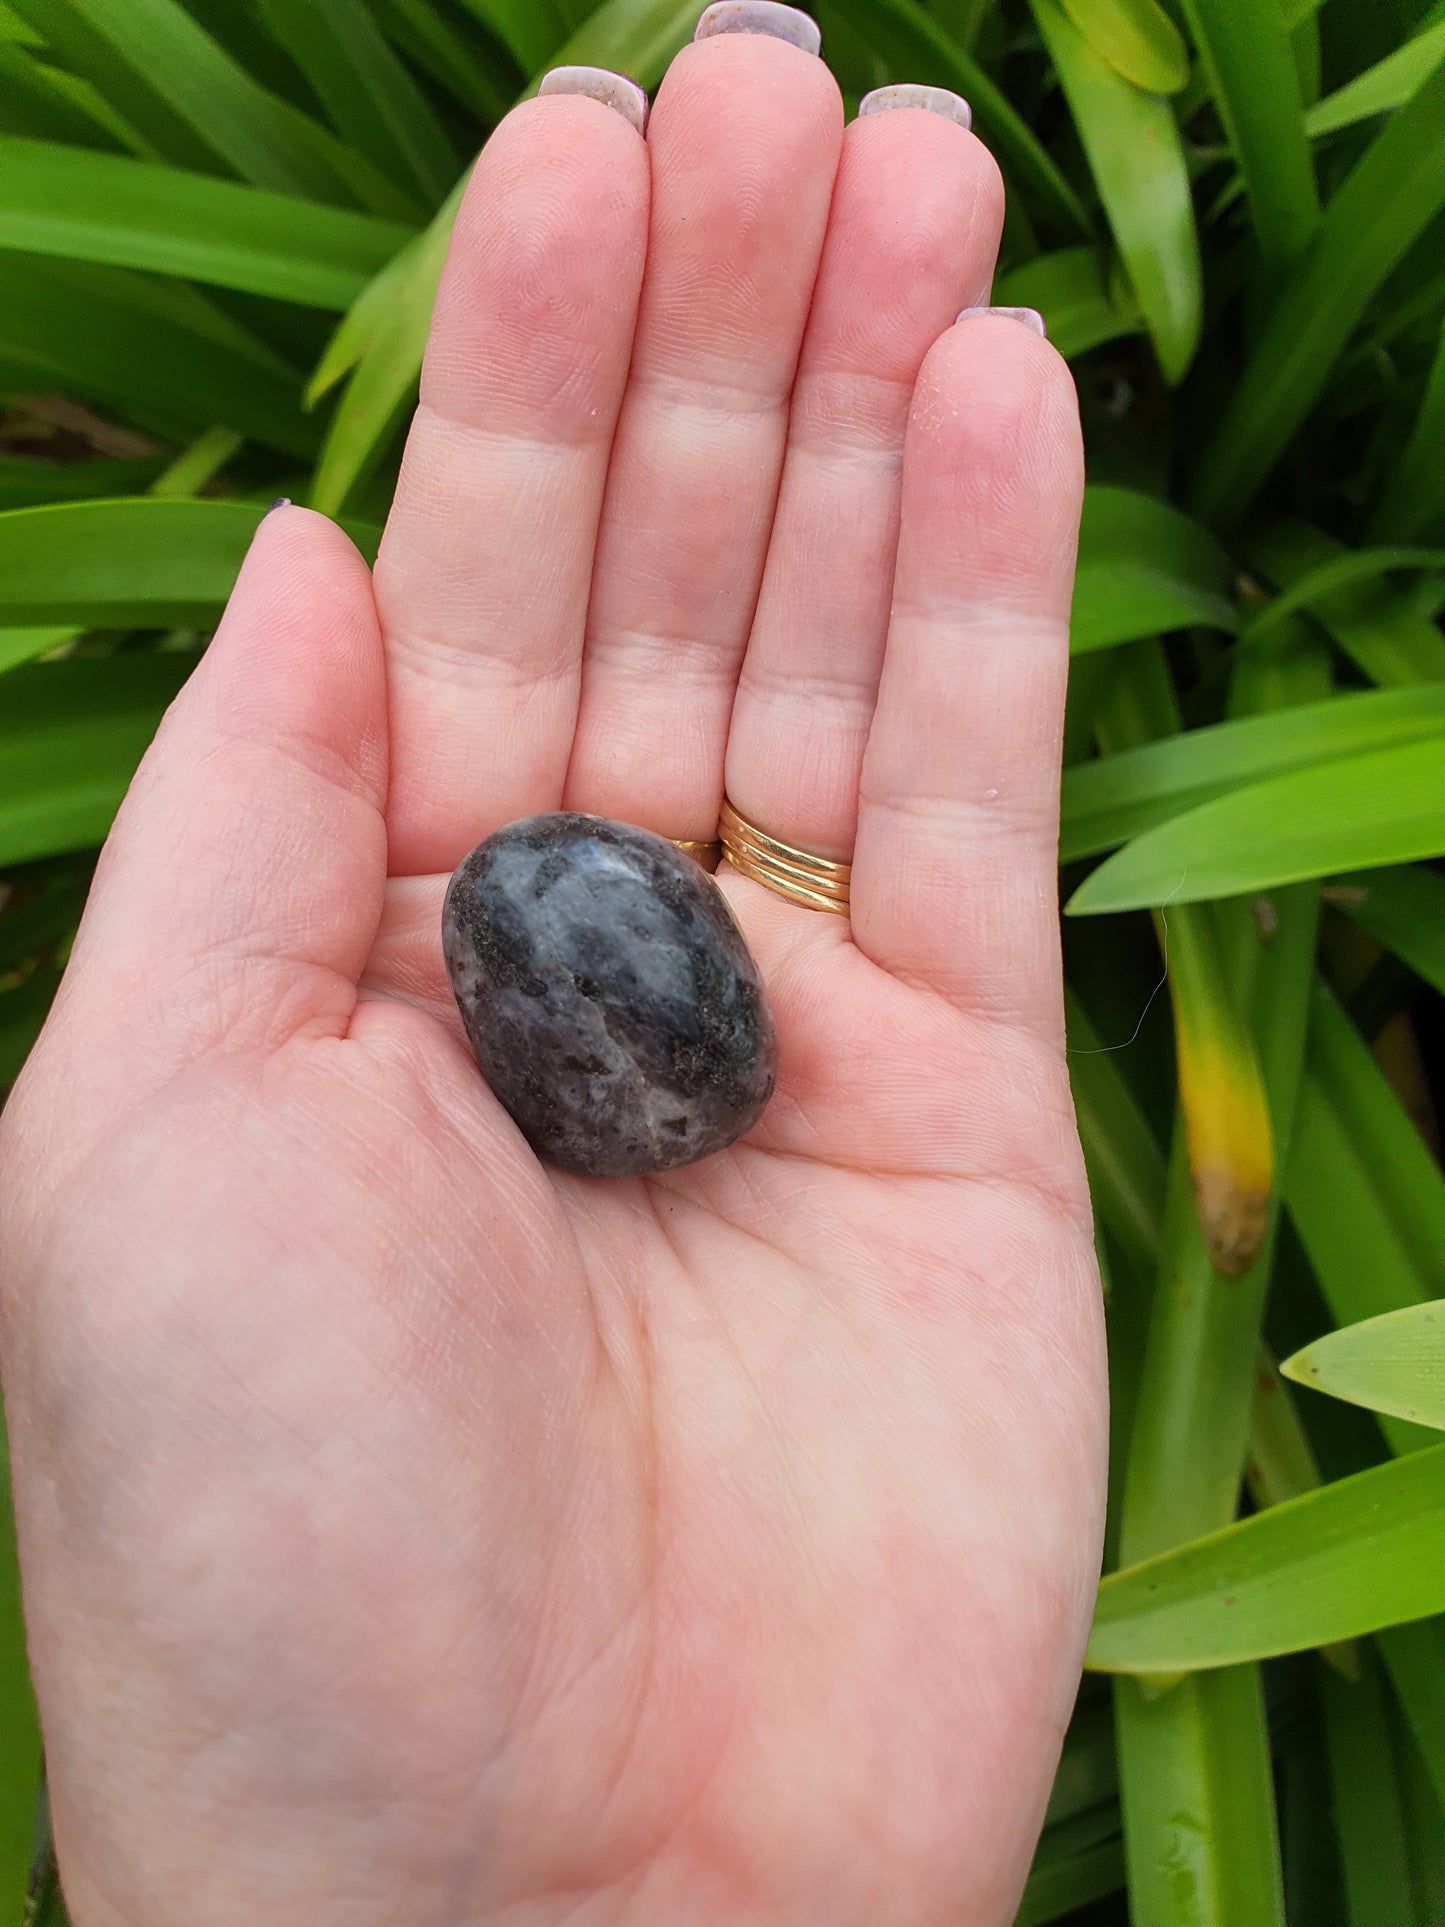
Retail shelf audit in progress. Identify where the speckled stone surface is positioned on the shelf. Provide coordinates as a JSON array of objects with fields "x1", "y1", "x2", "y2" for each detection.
[{"x1": 443, "y1": 814, "x2": 777, "y2": 1177}]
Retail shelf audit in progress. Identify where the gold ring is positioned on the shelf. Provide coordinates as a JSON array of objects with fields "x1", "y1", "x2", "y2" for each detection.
[
  {"x1": 717, "y1": 798, "x2": 850, "y2": 915},
  {"x1": 670, "y1": 837, "x2": 722, "y2": 872}
]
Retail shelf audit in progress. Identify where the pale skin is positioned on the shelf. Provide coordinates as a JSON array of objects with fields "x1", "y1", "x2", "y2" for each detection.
[{"x1": 0, "y1": 26, "x2": 1105, "y2": 1927}]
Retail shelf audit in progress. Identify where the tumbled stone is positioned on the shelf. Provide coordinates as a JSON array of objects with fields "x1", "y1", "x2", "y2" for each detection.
[{"x1": 443, "y1": 813, "x2": 777, "y2": 1177}]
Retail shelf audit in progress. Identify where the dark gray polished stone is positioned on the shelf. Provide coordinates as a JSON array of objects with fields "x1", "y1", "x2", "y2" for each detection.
[{"x1": 443, "y1": 814, "x2": 777, "y2": 1177}]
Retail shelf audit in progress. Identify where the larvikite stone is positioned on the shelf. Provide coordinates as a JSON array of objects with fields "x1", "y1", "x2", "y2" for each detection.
[{"x1": 443, "y1": 813, "x2": 776, "y2": 1177}]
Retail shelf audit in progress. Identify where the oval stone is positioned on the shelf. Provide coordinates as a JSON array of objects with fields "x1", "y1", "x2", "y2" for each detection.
[{"x1": 442, "y1": 813, "x2": 777, "y2": 1177}]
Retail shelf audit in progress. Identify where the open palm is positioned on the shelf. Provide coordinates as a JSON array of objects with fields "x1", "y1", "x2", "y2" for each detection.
[{"x1": 1, "y1": 25, "x2": 1103, "y2": 1927}]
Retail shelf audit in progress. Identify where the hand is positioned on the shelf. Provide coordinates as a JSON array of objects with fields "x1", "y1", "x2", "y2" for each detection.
[{"x1": 1, "y1": 21, "x2": 1102, "y2": 1926}]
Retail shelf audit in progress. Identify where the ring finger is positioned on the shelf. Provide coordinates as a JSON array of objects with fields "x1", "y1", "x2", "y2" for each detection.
[{"x1": 723, "y1": 91, "x2": 1004, "y2": 864}]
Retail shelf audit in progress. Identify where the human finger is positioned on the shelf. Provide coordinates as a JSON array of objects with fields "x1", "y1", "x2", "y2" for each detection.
[
  {"x1": 850, "y1": 314, "x2": 1084, "y2": 1033},
  {"x1": 562, "y1": 8, "x2": 843, "y2": 841},
  {"x1": 374, "y1": 84, "x2": 650, "y2": 876},
  {"x1": 724, "y1": 91, "x2": 1002, "y2": 862}
]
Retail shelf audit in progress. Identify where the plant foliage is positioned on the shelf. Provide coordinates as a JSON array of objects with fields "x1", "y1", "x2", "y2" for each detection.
[{"x1": 1, "y1": 1, "x2": 1443, "y2": 1922}]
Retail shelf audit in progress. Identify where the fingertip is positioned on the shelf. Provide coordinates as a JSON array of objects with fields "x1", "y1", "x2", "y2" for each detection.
[
  {"x1": 911, "y1": 313, "x2": 1084, "y2": 545},
  {"x1": 203, "y1": 504, "x2": 388, "y2": 808},
  {"x1": 537, "y1": 65, "x2": 649, "y2": 135}
]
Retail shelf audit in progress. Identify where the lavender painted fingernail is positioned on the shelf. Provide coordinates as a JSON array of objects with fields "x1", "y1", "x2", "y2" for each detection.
[
  {"x1": 858, "y1": 84, "x2": 971, "y2": 129},
  {"x1": 956, "y1": 305, "x2": 1047, "y2": 337},
  {"x1": 538, "y1": 65, "x2": 649, "y2": 134},
  {"x1": 694, "y1": 2, "x2": 821, "y2": 55},
  {"x1": 265, "y1": 496, "x2": 292, "y2": 516}
]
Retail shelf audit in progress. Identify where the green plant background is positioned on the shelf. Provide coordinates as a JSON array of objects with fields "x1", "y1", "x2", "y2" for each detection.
[{"x1": 1, "y1": 0, "x2": 1444, "y2": 1922}]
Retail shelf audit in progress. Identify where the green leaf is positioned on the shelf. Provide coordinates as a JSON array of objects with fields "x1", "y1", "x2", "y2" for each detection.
[
  {"x1": 1067, "y1": 985, "x2": 1166, "y2": 1274},
  {"x1": 10, "y1": 0, "x2": 420, "y2": 218},
  {"x1": 1175, "y1": 0, "x2": 1319, "y2": 270},
  {"x1": 1305, "y1": 18, "x2": 1445, "y2": 139},
  {"x1": 0, "y1": 861, "x2": 88, "y2": 972},
  {"x1": 1245, "y1": 522, "x2": 1445, "y2": 686},
  {"x1": 993, "y1": 247, "x2": 1141, "y2": 360},
  {"x1": 0, "y1": 138, "x2": 414, "y2": 308},
  {"x1": 368, "y1": 0, "x2": 515, "y2": 123},
  {"x1": 0, "y1": 454, "x2": 164, "y2": 508},
  {"x1": 0, "y1": 499, "x2": 381, "y2": 630},
  {"x1": 818, "y1": 0, "x2": 1092, "y2": 236},
  {"x1": 1334, "y1": 863, "x2": 1445, "y2": 998},
  {"x1": 1042, "y1": 1700, "x2": 1119, "y2": 1830},
  {"x1": 1370, "y1": 319, "x2": 1445, "y2": 543},
  {"x1": 1017, "y1": 1827, "x2": 1125, "y2": 1925},
  {"x1": 1282, "y1": 1304, "x2": 1445, "y2": 1432},
  {"x1": 0, "y1": 626, "x2": 76, "y2": 673},
  {"x1": 1114, "y1": 1669, "x2": 1286, "y2": 1927},
  {"x1": 307, "y1": 175, "x2": 463, "y2": 514},
  {"x1": 252, "y1": 0, "x2": 457, "y2": 207},
  {"x1": 0, "y1": 653, "x2": 197, "y2": 866},
  {"x1": 1067, "y1": 733, "x2": 1445, "y2": 913},
  {"x1": 1071, "y1": 487, "x2": 1235, "y2": 655},
  {"x1": 1287, "y1": 986, "x2": 1445, "y2": 1322},
  {"x1": 1061, "y1": 683, "x2": 1445, "y2": 862},
  {"x1": 451, "y1": 0, "x2": 568, "y2": 74},
  {"x1": 0, "y1": 1402, "x2": 40, "y2": 1927},
  {"x1": 1057, "y1": 0, "x2": 1187, "y2": 92},
  {"x1": 1027, "y1": 0, "x2": 1201, "y2": 382},
  {"x1": 1192, "y1": 52, "x2": 1445, "y2": 523},
  {"x1": 1285, "y1": 996, "x2": 1443, "y2": 1462},
  {"x1": 308, "y1": 0, "x2": 707, "y2": 514},
  {"x1": 1241, "y1": 545, "x2": 1445, "y2": 646},
  {"x1": 1322, "y1": 1657, "x2": 1421, "y2": 1927},
  {"x1": 1378, "y1": 1619, "x2": 1445, "y2": 1816},
  {"x1": 149, "y1": 424, "x2": 244, "y2": 500},
  {"x1": 0, "y1": 253, "x2": 316, "y2": 458},
  {"x1": 0, "y1": 24, "x2": 143, "y2": 152},
  {"x1": 1088, "y1": 1444, "x2": 1445, "y2": 1672}
]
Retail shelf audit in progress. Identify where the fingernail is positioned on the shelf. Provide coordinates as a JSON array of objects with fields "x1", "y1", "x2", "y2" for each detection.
[
  {"x1": 956, "y1": 306, "x2": 1047, "y2": 337},
  {"x1": 537, "y1": 65, "x2": 648, "y2": 134},
  {"x1": 264, "y1": 496, "x2": 292, "y2": 516},
  {"x1": 694, "y1": 2, "x2": 821, "y2": 55},
  {"x1": 858, "y1": 84, "x2": 971, "y2": 129}
]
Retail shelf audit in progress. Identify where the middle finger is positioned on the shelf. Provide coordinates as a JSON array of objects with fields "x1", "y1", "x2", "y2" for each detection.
[{"x1": 563, "y1": 8, "x2": 843, "y2": 841}]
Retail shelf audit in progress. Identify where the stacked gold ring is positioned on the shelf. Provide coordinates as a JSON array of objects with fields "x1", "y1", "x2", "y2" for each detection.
[
  {"x1": 670, "y1": 837, "x2": 722, "y2": 872},
  {"x1": 717, "y1": 797, "x2": 851, "y2": 916}
]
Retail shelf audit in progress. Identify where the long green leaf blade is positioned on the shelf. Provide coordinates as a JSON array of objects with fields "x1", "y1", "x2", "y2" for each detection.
[
  {"x1": 1114, "y1": 1669, "x2": 1286, "y2": 1927},
  {"x1": 0, "y1": 655, "x2": 198, "y2": 866},
  {"x1": 1244, "y1": 522, "x2": 1445, "y2": 685},
  {"x1": 1067, "y1": 733, "x2": 1445, "y2": 913},
  {"x1": 0, "y1": 499, "x2": 380, "y2": 629},
  {"x1": 1335, "y1": 864, "x2": 1445, "y2": 997},
  {"x1": 1175, "y1": 0, "x2": 1319, "y2": 270},
  {"x1": 252, "y1": 0, "x2": 457, "y2": 205},
  {"x1": 309, "y1": 0, "x2": 721, "y2": 514},
  {"x1": 0, "y1": 253, "x2": 316, "y2": 457},
  {"x1": 1369, "y1": 319, "x2": 1445, "y2": 543},
  {"x1": 1192, "y1": 52, "x2": 1445, "y2": 522},
  {"x1": 1061, "y1": 683, "x2": 1445, "y2": 862},
  {"x1": 11, "y1": 0, "x2": 417, "y2": 214},
  {"x1": 1028, "y1": 0, "x2": 1201, "y2": 381},
  {"x1": 1071, "y1": 487, "x2": 1235, "y2": 655},
  {"x1": 1305, "y1": 19, "x2": 1445, "y2": 139},
  {"x1": 1088, "y1": 1444, "x2": 1445, "y2": 1672},
  {"x1": 0, "y1": 138, "x2": 413, "y2": 308}
]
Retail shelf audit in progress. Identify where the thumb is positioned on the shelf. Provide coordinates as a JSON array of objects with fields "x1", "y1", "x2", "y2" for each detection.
[{"x1": 36, "y1": 506, "x2": 388, "y2": 1099}]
